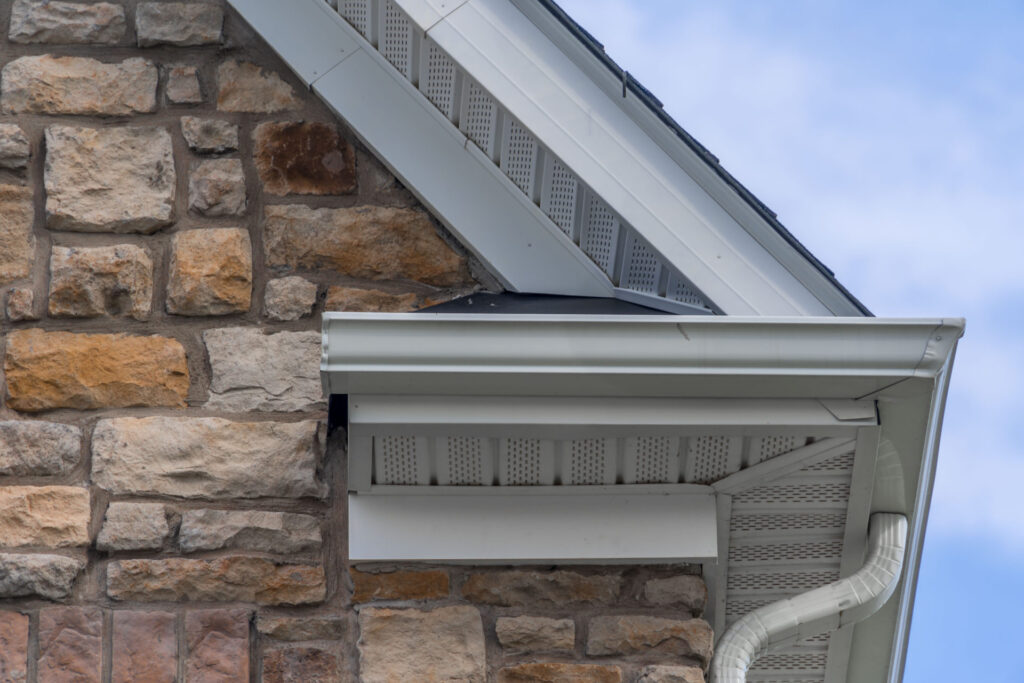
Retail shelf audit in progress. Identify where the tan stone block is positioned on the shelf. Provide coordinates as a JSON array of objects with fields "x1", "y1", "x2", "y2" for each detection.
[
  {"x1": 638, "y1": 665, "x2": 706, "y2": 683},
  {"x1": 45, "y1": 125, "x2": 175, "y2": 233},
  {"x1": 48, "y1": 244, "x2": 154, "y2": 320},
  {"x1": 0, "y1": 421, "x2": 81, "y2": 477},
  {"x1": 182, "y1": 117, "x2": 237, "y2": 154},
  {"x1": 0, "y1": 554, "x2": 84, "y2": 599},
  {"x1": 9, "y1": 0, "x2": 126, "y2": 44},
  {"x1": 168, "y1": 228, "x2": 252, "y2": 316},
  {"x1": 586, "y1": 615, "x2": 713, "y2": 666},
  {"x1": 351, "y1": 569, "x2": 449, "y2": 602},
  {"x1": 186, "y1": 609, "x2": 250, "y2": 683},
  {"x1": 264, "y1": 204, "x2": 472, "y2": 287},
  {"x1": 5, "y1": 288, "x2": 36, "y2": 322},
  {"x1": 0, "y1": 612, "x2": 29, "y2": 683},
  {"x1": 257, "y1": 615, "x2": 347, "y2": 641},
  {"x1": 167, "y1": 64, "x2": 203, "y2": 104},
  {"x1": 179, "y1": 509, "x2": 321, "y2": 554},
  {"x1": 497, "y1": 663, "x2": 623, "y2": 683},
  {"x1": 263, "y1": 647, "x2": 346, "y2": 683},
  {"x1": 0, "y1": 486, "x2": 90, "y2": 548},
  {"x1": 264, "y1": 276, "x2": 317, "y2": 321},
  {"x1": 643, "y1": 574, "x2": 707, "y2": 614},
  {"x1": 462, "y1": 570, "x2": 621, "y2": 607},
  {"x1": 324, "y1": 286, "x2": 418, "y2": 313},
  {"x1": 97, "y1": 502, "x2": 169, "y2": 552},
  {"x1": 253, "y1": 121, "x2": 356, "y2": 196},
  {"x1": 37, "y1": 607, "x2": 102, "y2": 683},
  {"x1": 108, "y1": 557, "x2": 326, "y2": 605},
  {"x1": 358, "y1": 606, "x2": 485, "y2": 683},
  {"x1": 0, "y1": 185, "x2": 35, "y2": 287},
  {"x1": 189, "y1": 159, "x2": 247, "y2": 217},
  {"x1": 112, "y1": 611, "x2": 177, "y2": 683},
  {"x1": 217, "y1": 60, "x2": 299, "y2": 113},
  {"x1": 4, "y1": 329, "x2": 188, "y2": 412},
  {"x1": 137, "y1": 2, "x2": 222, "y2": 47},
  {"x1": 0, "y1": 124, "x2": 30, "y2": 170},
  {"x1": 495, "y1": 616, "x2": 574, "y2": 654},
  {"x1": 2, "y1": 55, "x2": 156, "y2": 115}
]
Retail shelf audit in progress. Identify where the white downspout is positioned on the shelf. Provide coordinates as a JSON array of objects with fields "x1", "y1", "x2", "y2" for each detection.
[{"x1": 710, "y1": 512, "x2": 908, "y2": 683}]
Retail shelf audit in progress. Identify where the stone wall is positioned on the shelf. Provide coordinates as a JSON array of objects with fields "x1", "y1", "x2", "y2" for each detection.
[{"x1": 0, "y1": 1, "x2": 712, "y2": 681}]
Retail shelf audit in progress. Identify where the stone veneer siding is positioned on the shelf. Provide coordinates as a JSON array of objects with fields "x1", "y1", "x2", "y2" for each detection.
[{"x1": 0, "y1": 1, "x2": 712, "y2": 681}]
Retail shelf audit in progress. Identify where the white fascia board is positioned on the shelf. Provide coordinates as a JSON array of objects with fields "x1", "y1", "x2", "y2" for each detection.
[
  {"x1": 406, "y1": 0, "x2": 838, "y2": 315},
  {"x1": 322, "y1": 313, "x2": 965, "y2": 399},
  {"x1": 228, "y1": 0, "x2": 612, "y2": 298},
  {"x1": 349, "y1": 489, "x2": 717, "y2": 563}
]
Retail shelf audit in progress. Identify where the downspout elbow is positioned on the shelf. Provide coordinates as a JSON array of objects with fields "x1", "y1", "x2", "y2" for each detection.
[{"x1": 710, "y1": 512, "x2": 908, "y2": 683}]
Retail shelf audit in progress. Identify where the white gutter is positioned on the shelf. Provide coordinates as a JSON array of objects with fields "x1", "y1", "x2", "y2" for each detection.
[{"x1": 710, "y1": 513, "x2": 909, "y2": 683}]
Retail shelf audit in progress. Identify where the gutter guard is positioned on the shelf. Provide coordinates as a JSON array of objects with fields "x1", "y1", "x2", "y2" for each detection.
[{"x1": 710, "y1": 513, "x2": 908, "y2": 683}]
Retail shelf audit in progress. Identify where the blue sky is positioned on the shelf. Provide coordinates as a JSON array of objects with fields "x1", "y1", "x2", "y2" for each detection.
[{"x1": 556, "y1": 1, "x2": 1024, "y2": 680}]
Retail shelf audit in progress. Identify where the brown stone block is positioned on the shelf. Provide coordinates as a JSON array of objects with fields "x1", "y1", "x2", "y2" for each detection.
[
  {"x1": 638, "y1": 665, "x2": 706, "y2": 683},
  {"x1": 264, "y1": 204, "x2": 472, "y2": 287},
  {"x1": 186, "y1": 609, "x2": 250, "y2": 683},
  {"x1": 643, "y1": 575, "x2": 707, "y2": 614},
  {"x1": 0, "y1": 612, "x2": 29, "y2": 683},
  {"x1": 257, "y1": 615, "x2": 347, "y2": 642},
  {"x1": 351, "y1": 568, "x2": 449, "y2": 602},
  {"x1": 112, "y1": 611, "x2": 177, "y2": 683},
  {"x1": 167, "y1": 228, "x2": 252, "y2": 316},
  {"x1": 0, "y1": 553, "x2": 84, "y2": 600},
  {"x1": 263, "y1": 646, "x2": 346, "y2": 683},
  {"x1": 38, "y1": 607, "x2": 102, "y2": 683},
  {"x1": 0, "y1": 184, "x2": 35, "y2": 287},
  {"x1": 48, "y1": 244, "x2": 154, "y2": 320},
  {"x1": 0, "y1": 486, "x2": 91, "y2": 548},
  {"x1": 4, "y1": 329, "x2": 189, "y2": 412},
  {"x1": 254, "y1": 122, "x2": 356, "y2": 196},
  {"x1": 461, "y1": 570, "x2": 621, "y2": 607},
  {"x1": 107, "y1": 557, "x2": 326, "y2": 606},
  {"x1": 497, "y1": 663, "x2": 623, "y2": 683},
  {"x1": 324, "y1": 286, "x2": 418, "y2": 313},
  {"x1": 586, "y1": 615, "x2": 713, "y2": 666},
  {"x1": 495, "y1": 615, "x2": 575, "y2": 654}
]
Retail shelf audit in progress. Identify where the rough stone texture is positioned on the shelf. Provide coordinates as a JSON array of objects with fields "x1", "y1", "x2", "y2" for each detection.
[
  {"x1": 203, "y1": 328, "x2": 324, "y2": 412},
  {"x1": 44, "y1": 125, "x2": 175, "y2": 233},
  {"x1": 9, "y1": 0, "x2": 126, "y2": 44},
  {"x1": 96, "y1": 502, "x2": 169, "y2": 552},
  {"x1": 497, "y1": 663, "x2": 623, "y2": 683},
  {"x1": 0, "y1": 554, "x2": 84, "y2": 599},
  {"x1": 253, "y1": 121, "x2": 357, "y2": 196},
  {"x1": 0, "y1": 421, "x2": 81, "y2": 477},
  {"x1": 351, "y1": 569, "x2": 449, "y2": 603},
  {"x1": 0, "y1": 612, "x2": 29, "y2": 683},
  {"x1": 586, "y1": 616, "x2": 714, "y2": 666},
  {"x1": 48, "y1": 244, "x2": 154, "y2": 320},
  {"x1": 2, "y1": 55, "x2": 156, "y2": 115},
  {"x1": 265, "y1": 204, "x2": 471, "y2": 287},
  {"x1": 264, "y1": 276, "x2": 317, "y2": 321},
  {"x1": 182, "y1": 116, "x2": 238, "y2": 153},
  {"x1": 112, "y1": 611, "x2": 177, "y2": 683},
  {"x1": 5, "y1": 288, "x2": 36, "y2": 322},
  {"x1": 0, "y1": 486, "x2": 90, "y2": 548},
  {"x1": 257, "y1": 615, "x2": 347, "y2": 642},
  {"x1": 324, "y1": 286, "x2": 418, "y2": 313},
  {"x1": 643, "y1": 575, "x2": 707, "y2": 614},
  {"x1": 638, "y1": 665, "x2": 706, "y2": 683},
  {"x1": 167, "y1": 64, "x2": 203, "y2": 104},
  {"x1": 108, "y1": 557, "x2": 326, "y2": 605},
  {"x1": 0, "y1": 185, "x2": 35, "y2": 286},
  {"x1": 462, "y1": 570, "x2": 621, "y2": 607},
  {"x1": 217, "y1": 60, "x2": 299, "y2": 113},
  {"x1": 92, "y1": 417, "x2": 325, "y2": 499},
  {"x1": 37, "y1": 607, "x2": 102, "y2": 683},
  {"x1": 137, "y1": 2, "x2": 223, "y2": 46},
  {"x1": 263, "y1": 647, "x2": 344, "y2": 683},
  {"x1": 358, "y1": 606, "x2": 486, "y2": 683},
  {"x1": 0, "y1": 124, "x2": 30, "y2": 170},
  {"x1": 167, "y1": 228, "x2": 252, "y2": 315},
  {"x1": 179, "y1": 509, "x2": 322, "y2": 554},
  {"x1": 4, "y1": 329, "x2": 189, "y2": 412},
  {"x1": 495, "y1": 616, "x2": 575, "y2": 654},
  {"x1": 186, "y1": 609, "x2": 250, "y2": 683},
  {"x1": 189, "y1": 159, "x2": 247, "y2": 216}
]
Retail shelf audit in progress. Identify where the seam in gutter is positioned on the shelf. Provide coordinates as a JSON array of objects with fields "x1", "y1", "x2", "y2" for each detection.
[{"x1": 709, "y1": 512, "x2": 908, "y2": 683}]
